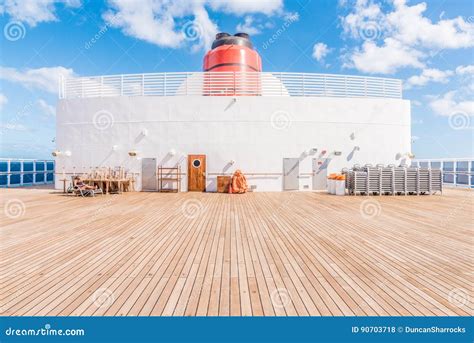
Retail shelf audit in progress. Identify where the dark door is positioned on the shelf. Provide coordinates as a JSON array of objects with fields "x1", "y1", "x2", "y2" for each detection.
[{"x1": 188, "y1": 155, "x2": 206, "y2": 192}]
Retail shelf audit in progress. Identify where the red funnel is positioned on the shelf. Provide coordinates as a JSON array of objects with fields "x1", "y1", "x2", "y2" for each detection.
[{"x1": 203, "y1": 33, "x2": 262, "y2": 96}]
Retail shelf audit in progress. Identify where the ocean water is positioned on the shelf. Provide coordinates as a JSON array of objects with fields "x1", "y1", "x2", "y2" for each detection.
[
  {"x1": 415, "y1": 160, "x2": 473, "y2": 188},
  {"x1": 0, "y1": 160, "x2": 54, "y2": 186}
]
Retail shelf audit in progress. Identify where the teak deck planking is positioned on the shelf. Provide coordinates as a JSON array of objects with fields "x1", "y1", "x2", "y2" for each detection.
[{"x1": 0, "y1": 188, "x2": 472, "y2": 316}]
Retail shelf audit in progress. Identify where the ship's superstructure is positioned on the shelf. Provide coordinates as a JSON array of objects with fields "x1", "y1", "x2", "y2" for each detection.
[{"x1": 55, "y1": 33, "x2": 411, "y2": 192}]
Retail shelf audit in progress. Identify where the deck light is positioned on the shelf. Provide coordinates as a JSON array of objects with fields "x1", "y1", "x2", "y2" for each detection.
[
  {"x1": 128, "y1": 150, "x2": 138, "y2": 157},
  {"x1": 51, "y1": 150, "x2": 61, "y2": 157},
  {"x1": 334, "y1": 151, "x2": 342, "y2": 156},
  {"x1": 64, "y1": 150, "x2": 72, "y2": 157}
]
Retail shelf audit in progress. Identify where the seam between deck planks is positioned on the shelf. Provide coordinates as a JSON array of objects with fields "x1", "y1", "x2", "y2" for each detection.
[{"x1": 1, "y1": 189, "x2": 472, "y2": 317}]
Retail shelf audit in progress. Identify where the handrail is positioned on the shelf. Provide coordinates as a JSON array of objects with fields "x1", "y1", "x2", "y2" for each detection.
[
  {"x1": 59, "y1": 72, "x2": 402, "y2": 99},
  {"x1": 0, "y1": 159, "x2": 55, "y2": 187},
  {"x1": 412, "y1": 158, "x2": 473, "y2": 188}
]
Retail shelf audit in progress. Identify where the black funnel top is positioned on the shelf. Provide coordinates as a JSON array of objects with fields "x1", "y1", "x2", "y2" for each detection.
[{"x1": 211, "y1": 32, "x2": 253, "y2": 50}]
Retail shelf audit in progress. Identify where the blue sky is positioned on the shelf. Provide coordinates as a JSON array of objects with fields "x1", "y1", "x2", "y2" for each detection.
[{"x1": 0, "y1": 0, "x2": 473, "y2": 159}]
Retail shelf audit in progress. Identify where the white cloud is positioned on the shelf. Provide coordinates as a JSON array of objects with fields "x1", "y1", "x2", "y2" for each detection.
[
  {"x1": 236, "y1": 16, "x2": 261, "y2": 36},
  {"x1": 405, "y1": 68, "x2": 453, "y2": 89},
  {"x1": 427, "y1": 63, "x2": 474, "y2": 117},
  {"x1": 283, "y1": 11, "x2": 299, "y2": 23},
  {"x1": 0, "y1": 0, "x2": 81, "y2": 26},
  {"x1": 429, "y1": 90, "x2": 474, "y2": 117},
  {"x1": 207, "y1": 0, "x2": 283, "y2": 16},
  {"x1": 0, "y1": 123, "x2": 27, "y2": 131},
  {"x1": 103, "y1": 0, "x2": 220, "y2": 51},
  {"x1": 37, "y1": 99, "x2": 55, "y2": 116},
  {"x1": 0, "y1": 66, "x2": 75, "y2": 94},
  {"x1": 312, "y1": 42, "x2": 331, "y2": 62},
  {"x1": 386, "y1": 1, "x2": 473, "y2": 50},
  {"x1": 103, "y1": 0, "x2": 190, "y2": 49},
  {"x1": 347, "y1": 38, "x2": 424, "y2": 74},
  {"x1": 103, "y1": 0, "x2": 285, "y2": 51},
  {"x1": 0, "y1": 94, "x2": 8, "y2": 111},
  {"x1": 341, "y1": 0, "x2": 474, "y2": 74},
  {"x1": 190, "y1": 6, "x2": 219, "y2": 52},
  {"x1": 456, "y1": 65, "x2": 474, "y2": 76}
]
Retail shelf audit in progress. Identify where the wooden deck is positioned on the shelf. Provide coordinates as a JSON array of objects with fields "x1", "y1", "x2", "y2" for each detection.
[{"x1": 1, "y1": 188, "x2": 472, "y2": 316}]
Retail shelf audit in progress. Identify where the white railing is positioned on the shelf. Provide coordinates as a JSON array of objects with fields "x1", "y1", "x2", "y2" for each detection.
[
  {"x1": 412, "y1": 158, "x2": 474, "y2": 188},
  {"x1": 0, "y1": 158, "x2": 55, "y2": 187},
  {"x1": 59, "y1": 72, "x2": 402, "y2": 99}
]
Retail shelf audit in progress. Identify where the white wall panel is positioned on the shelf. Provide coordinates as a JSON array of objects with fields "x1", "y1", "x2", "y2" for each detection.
[{"x1": 55, "y1": 96, "x2": 411, "y2": 191}]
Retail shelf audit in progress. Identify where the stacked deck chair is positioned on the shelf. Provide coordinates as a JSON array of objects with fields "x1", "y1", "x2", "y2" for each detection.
[
  {"x1": 351, "y1": 170, "x2": 368, "y2": 195},
  {"x1": 393, "y1": 166, "x2": 407, "y2": 195},
  {"x1": 379, "y1": 164, "x2": 393, "y2": 195},
  {"x1": 344, "y1": 164, "x2": 443, "y2": 196},
  {"x1": 365, "y1": 165, "x2": 381, "y2": 195},
  {"x1": 418, "y1": 168, "x2": 431, "y2": 195},
  {"x1": 406, "y1": 167, "x2": 419, "y2": 194},
  {"x1": 431, "y1": 169, "x2": 443, "y2": 194}
]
